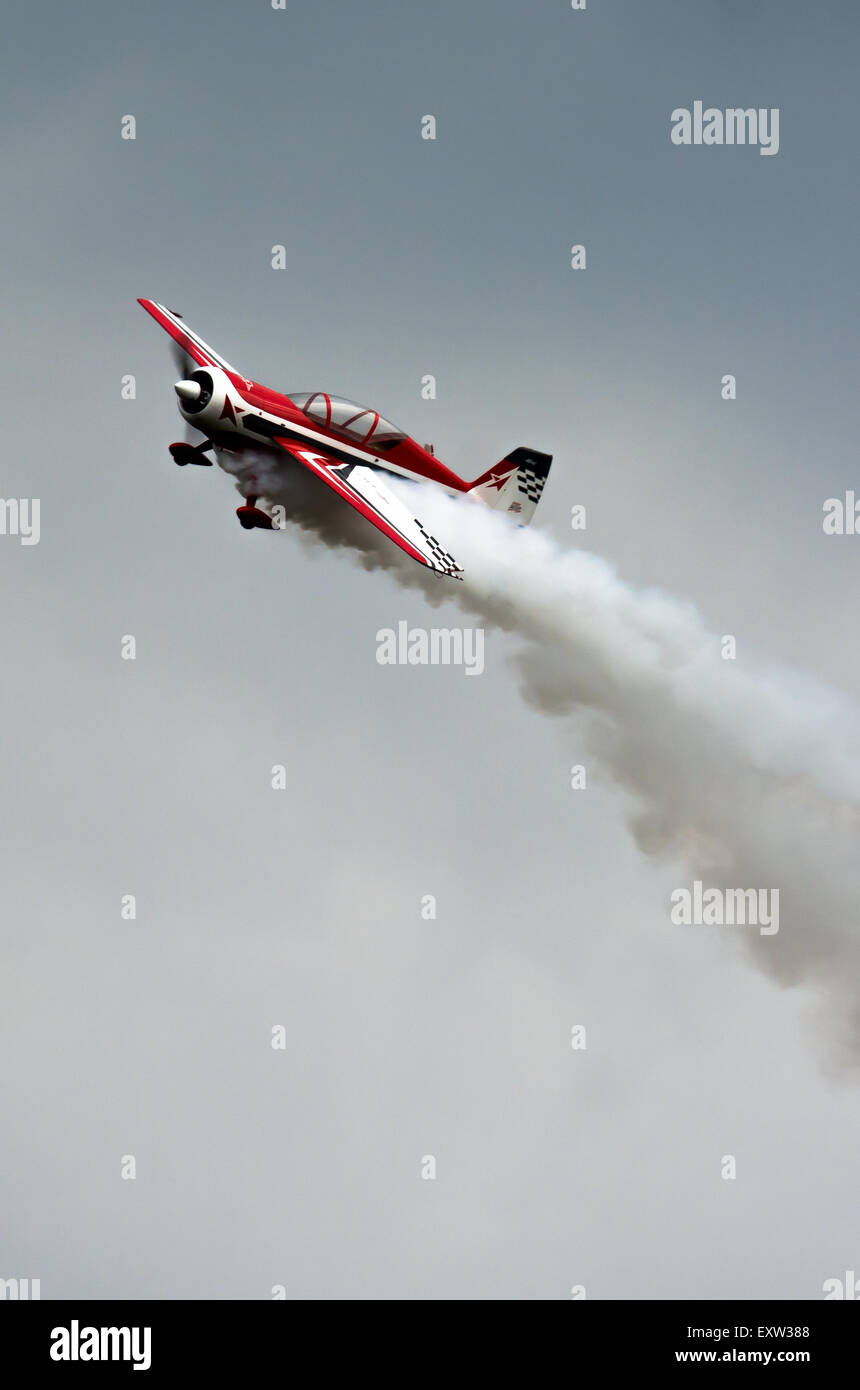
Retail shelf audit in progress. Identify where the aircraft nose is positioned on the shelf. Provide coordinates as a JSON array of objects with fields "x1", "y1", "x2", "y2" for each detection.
[{"x1": 174, "y1": 379, "x2": 202, "y2": 402}]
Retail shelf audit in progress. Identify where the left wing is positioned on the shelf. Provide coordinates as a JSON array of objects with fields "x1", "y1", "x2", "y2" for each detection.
[
  {"x1": 138, "y1": 299, "x2": 238, "y2": 374},
  {"x1": 274, "y1": 437, "x2": 463, "y2": 580}
]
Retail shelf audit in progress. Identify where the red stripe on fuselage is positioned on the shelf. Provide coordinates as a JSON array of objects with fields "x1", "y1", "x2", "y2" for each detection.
[{"x1": 233, "y1": 380, "x2": 470, "y2": 492}]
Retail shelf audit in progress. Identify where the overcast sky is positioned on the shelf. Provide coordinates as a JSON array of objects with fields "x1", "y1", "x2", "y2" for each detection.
[{"x1": 2, "y1": 0, "x2": 859, "y2": 1298}]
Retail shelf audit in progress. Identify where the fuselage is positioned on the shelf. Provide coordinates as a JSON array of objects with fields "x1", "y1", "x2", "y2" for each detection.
[{"x1": 177, "y1": 365, "x2": 470, "y2": 496}]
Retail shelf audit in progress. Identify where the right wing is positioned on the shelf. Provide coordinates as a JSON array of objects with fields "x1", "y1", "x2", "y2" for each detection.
[{"x1": 274, "y1": 437, "x2": 463, "y2": 580}]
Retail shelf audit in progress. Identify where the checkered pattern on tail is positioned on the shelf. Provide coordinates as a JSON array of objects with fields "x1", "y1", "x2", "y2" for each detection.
[
  {"x1": 468, "y1": 446, "x2": 553, "y2": 526},
  {"x1": 414, "y1": 520, "x2": 463, "y2": 578},
  {"x1": 517, "y1": 462, "x2": 549, "y2": 505}
]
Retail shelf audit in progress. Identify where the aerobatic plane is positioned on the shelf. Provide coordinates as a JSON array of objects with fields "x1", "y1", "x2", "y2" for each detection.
[{"x1": 138, "y1": 299, "x2": 552, "y2": 580}]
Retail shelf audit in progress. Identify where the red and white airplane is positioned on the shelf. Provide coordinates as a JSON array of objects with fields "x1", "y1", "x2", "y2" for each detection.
[{"x1": 139, "y1": 299, "x2": 552, "y2": 580}]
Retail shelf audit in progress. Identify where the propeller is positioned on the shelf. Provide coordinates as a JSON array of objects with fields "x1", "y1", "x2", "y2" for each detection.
[
  {"x1": 170, "y1": 336, "x2": 195, "y2": 381},
  {"x1": 168, "y1": 337, "x2": 199, "y2": 444}
]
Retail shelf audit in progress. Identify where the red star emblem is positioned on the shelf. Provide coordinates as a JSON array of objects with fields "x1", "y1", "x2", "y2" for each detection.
[{"x1": 484, "y1": 467, "x2": 513, "y2": 492}]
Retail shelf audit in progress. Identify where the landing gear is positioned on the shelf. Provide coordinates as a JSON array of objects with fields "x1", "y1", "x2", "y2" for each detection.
[
  {"x1": 169, "y1": 440, "x2": 213, "y2": 467},
  {"x1": 236, "y1": 495, "x2": 274, "y2": 530}
]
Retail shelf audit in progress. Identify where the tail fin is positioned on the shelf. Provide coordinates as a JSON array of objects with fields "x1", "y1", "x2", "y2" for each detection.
[{"x1": 468, "y1": 447, "x2": 552, "y2": 525}]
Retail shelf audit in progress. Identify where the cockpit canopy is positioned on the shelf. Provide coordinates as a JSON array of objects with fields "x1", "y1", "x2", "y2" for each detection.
[{"x1": 287, "y1": 391, "x2": 406, "y2": 448}]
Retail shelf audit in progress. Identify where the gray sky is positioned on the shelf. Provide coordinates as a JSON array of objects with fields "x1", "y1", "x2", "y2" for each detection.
[{"x1": 2, "y1": 0, "x2": 860, "y2": 1298}]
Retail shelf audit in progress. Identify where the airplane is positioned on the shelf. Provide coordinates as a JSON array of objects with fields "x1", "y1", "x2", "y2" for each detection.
[{"x1": 138, "y1": 299, "x2": 552, "y2": 580}]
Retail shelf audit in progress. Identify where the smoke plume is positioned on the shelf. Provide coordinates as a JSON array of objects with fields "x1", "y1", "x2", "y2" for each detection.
[{"x1": 229, "y1": 451, "x2": 860, "y2": 1068}]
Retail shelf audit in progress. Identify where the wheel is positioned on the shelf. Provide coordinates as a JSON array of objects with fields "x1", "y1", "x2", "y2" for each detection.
[{"x1": 236, "y1": 505, "x2": 274, "y2": 531}]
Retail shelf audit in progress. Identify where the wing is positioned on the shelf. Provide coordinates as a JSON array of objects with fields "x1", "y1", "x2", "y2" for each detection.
[
  {"x1": 273, "y1": 437, "x2": 463, "y2": 580},
  {"x1": 138, "y1": 299, "x2": 238, "y2": 373}
]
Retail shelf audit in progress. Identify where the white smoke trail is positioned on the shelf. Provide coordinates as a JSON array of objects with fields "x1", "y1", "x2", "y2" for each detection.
[{"x1": 227, "y1": 450, "x2": 860, "y2": 1067}]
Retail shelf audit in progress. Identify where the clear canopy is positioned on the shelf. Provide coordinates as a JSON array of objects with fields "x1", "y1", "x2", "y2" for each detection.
[{"x1": 287, "y1": 392, "x2": 405, "y2": 447}]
